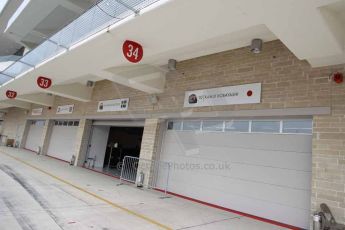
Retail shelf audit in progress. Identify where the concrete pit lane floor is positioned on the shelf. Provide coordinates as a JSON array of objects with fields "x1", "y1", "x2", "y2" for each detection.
[{"x1": 0, "y1": 147, "x2": 287, "y2": 230}]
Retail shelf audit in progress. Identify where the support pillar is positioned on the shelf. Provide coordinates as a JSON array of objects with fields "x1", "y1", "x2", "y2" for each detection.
[
  {"x1": 74, "y1": 119, "x2": 92, "y2": 166},
  {"x1": 19, "y1": 120, "x2": 31, "y2": 149},
  {"x1": 138, "y1": 118, "x2": 165, "y2": 187},
  {"x1": 41, "y1": 120, "x2": 54, "y2": 155}
]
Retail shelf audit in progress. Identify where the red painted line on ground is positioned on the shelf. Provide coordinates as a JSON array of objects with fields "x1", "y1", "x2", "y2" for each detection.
[
  {"x1": 154, "y1": 189, "x2": 304, "y2": 230},
  {"x1": 45, "y1": 154, "x2": 70, "y2": 164},
  {"x1": 23, "y1": 148, "x2": 38, "y2": 154},
  {"x1": 23, "y1": 148, "x2": 70, "y2": 164}
]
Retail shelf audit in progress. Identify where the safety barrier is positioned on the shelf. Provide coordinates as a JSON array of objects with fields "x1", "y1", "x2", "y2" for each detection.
[{"x1": 119, "y1": 156, "x2": 171, "y2": 195}]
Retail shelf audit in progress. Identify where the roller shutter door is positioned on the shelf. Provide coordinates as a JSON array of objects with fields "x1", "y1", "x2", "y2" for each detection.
[
  {"x1": 25, "y1": 120, "x2": 45, "y2": 152},
  {"x1": 158, "y1": 119, "x2": 312, "y2": 229},
  {"x1": 47, "y1": 120, "x2": 79, "y2": 162}
]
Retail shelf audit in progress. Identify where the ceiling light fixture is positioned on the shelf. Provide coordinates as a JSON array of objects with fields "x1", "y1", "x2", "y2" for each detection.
[
  {"x1": 168, "y1": 59, "x2": 177, "y2": 71},
  {"x1": 250, "y1": 39, "x2": 263, "y2": 54},
  {"x1": 0, "y1": 0, "x2": 8, "y2": 15}
]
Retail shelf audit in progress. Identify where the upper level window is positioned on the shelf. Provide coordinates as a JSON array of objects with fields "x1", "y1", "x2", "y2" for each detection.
[
  {"x1": 54, "y1": 120, "x2": 79, "y2": 126},
  {"x1": 182, "y1": 121, "x2": 201, "y2": 131},
  {"x1": 167, "y1": 121, "x2": 182, "y2": 130},
  {"x1": 225, "y1": 121, "x2": 249, "y2": 132},
  {"x1": 283, "y1": 120, "x2": 312, "y2": 134},
  {"x1": 251, "y1": 121, "x2": 280, "y2": 133},
  {"x1": 202, "y1": 121, "x2": 223, "y2": 132},
  {"x1": 167, "y1": 119, "x2": 312, "y2": 135}
]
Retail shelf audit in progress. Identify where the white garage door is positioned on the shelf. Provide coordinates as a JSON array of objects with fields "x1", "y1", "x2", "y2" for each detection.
[
  {"x1": 47, "y1": 120, "x2": 79, "y2": 162},
  {"x1": 25, "y1": 120, "x2": 45, "y2": 152},
  {"x1": 158, "y1": 119, "x2": 312, "y2": 229}
]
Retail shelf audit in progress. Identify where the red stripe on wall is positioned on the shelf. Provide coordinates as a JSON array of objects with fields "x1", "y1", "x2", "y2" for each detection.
[
  {"x1": 154, "y1": 189, "x2": 304, "y2": 230},
  {"x1": 23, "y1": 148, "x2": 38, "y2": 154},
  {"x1": 45, "y1": 154, "x2": 70, "y2": 164}
]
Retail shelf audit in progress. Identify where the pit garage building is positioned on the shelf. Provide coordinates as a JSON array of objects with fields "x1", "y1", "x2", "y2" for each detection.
[{"x1": 0, "y1": 0, "x2": 344, "y2": 229}]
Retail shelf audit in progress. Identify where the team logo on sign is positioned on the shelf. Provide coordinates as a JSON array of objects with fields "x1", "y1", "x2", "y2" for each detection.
[{"x1": 188, "y1": 94, "x2": 198, "y2": 104}]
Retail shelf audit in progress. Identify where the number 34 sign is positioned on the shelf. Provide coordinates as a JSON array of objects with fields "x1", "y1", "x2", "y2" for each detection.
[
  {"x1": 37, "y1": 76, "x2": 52, "y2": 89},
  {"x1": 122, "y1": 40, "x2": 143, "y2": 63}
]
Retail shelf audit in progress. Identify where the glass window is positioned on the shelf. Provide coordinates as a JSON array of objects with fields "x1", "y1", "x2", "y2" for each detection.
[
  {"x1": 251, "y1": 121, "x2": 280, "y2": 133},
  {"x1": 54, "y1": 121, "x2": 58, "y2": 126},
  {"x1": 68, "y1": 121, "x2": 74, "y2": 126},
  {"x1": 225, "y1": 120, "x2": 250, "y2": 132},
  {"x1": 58, "y1": 121, "x2": 63, "y2": 126},
  {"x1": 63, "y1": 121, "x2": 68, "y2": 126},
  {"x1": 182, "y1": 121, "x2": 201, "y2": 131},
  {"x1": 74, "y1": 121, "x2": 79, "y2": 126},
  {"x1": 202, "y1": 121, "x2": 224, "y2": 132},
  {"x1": 167, "y1": 121, "x2": 182, "y2": 130},
  {"x1": 283, "y1": 120, "x2": 312, "y2": 134},
  {"x1": 36, "y1": 120, "x2": 45, "y2": 126}
]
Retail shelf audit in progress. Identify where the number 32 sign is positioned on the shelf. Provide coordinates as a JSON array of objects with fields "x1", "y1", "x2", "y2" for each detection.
[
  {"x1": 122, "y1": 40, "x2": 143, "y2": 63},
  {"x1": 37, "y1": 76, "x2": 52, "y2": 89},
  {"x1": 6, "y1": 90, "x2": 17, "y2": 99}
]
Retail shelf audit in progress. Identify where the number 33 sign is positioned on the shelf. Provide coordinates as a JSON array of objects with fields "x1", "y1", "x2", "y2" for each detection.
[
  {"x1": 37, "y1": 76, "x2": 52, "y2": 89},
  {"x1": 122, "y1": 40, "x2": 143, "y2": 63}
]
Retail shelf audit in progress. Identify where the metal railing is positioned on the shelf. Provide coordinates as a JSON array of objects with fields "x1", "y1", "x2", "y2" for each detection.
[
  {"x1": 119, "y1": 156, "x2": 172, "y2": 195},
  {"x1": 120, "y1": 156, "x2": 139, "y2": 183},
  {"x1": 0, "y1": 0, "x2": 162, "y2": 86}
]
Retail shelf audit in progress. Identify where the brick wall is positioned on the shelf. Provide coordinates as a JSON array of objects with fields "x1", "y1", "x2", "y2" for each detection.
[
  {"x1": 312, "y1": 67, "x2": 345, "y2": 223},
  {"x1": 74, "y1": 119, "x2": 92, "y2": 166},
  {"x1": 137, "y1": 118, "x2": 164, "y2": 186},
  {"x1": 4, "y1": 40, "x2": 345, "y2": 224},
  {"x1": 27, "y1": 40, "x2": 332, "y2": 119}
]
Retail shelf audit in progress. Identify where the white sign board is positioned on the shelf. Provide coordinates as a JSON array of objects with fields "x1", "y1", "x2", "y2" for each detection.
[
  {"x1": 56, "y1": 104, "x2": 74, "y2": 114},
  {"x1": 184, "y1": 83, "x2": 261, "y2": 108},
  {"x1": 31, "y1": 108, "x2": 43, "y2": 116},
  {"x1": 97, "y1": 98, "x2": 129, "y2": 112}
]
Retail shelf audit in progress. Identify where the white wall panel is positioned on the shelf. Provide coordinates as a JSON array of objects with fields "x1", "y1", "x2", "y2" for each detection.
[
  {"x1": 87, "y1": 125, "x2": 110, "y2": 168},
  {"x1": 25, "y1": 124, "x2": 44, "y2": 152},
  {"x1": 47, "y1": 125, "x2": 78, "y2": 162},
  {"x1": 158, "y1": 124, "x2": 312, "y2": 229}
]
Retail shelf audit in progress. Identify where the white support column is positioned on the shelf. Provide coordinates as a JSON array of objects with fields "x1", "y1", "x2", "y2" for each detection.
[
  {"x1": 138, "y1": 118, "x2": 165, "y2": 187},
  {"x1": 40, "y1": 120, "x2": 54, "y2": 155},
  {"x1": 19, "y1": 120, "x2": 31, "y2": 149},
  {"x1": 74, "y1": 119, "x2": 92, "y2": 166}
]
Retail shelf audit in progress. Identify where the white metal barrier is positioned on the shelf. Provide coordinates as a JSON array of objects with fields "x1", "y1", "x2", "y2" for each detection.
[{"x1": 119, "y1": 156, "x2": 171, "y2": 195}]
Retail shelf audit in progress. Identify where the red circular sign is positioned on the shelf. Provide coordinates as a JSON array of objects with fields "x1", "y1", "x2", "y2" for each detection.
[
  {"x1": 333, "y1": 72, "x2": 343, "y2": 84},
  {"x1": 247, "y1": 90, "x2": 253, "y2": 97},
  {"x1": 122, "y1": 40, "x2": 143, "y2": 63},
  {"x1": 6, "y1": 90, "x2": 17, "y2": 99},
  {"x1": 37, "y1": 76, "x2": 52, "y2": 89}
]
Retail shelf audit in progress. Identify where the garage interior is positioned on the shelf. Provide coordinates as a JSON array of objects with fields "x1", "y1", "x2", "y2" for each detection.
[{"x1": 86, "y1": 121, "x2": 144, "y2": 176}]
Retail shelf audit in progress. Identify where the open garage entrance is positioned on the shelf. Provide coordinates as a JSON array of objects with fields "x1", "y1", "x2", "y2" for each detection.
[{"x1": 85, "y1": 120, "x2": 144, "y2": 177}]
